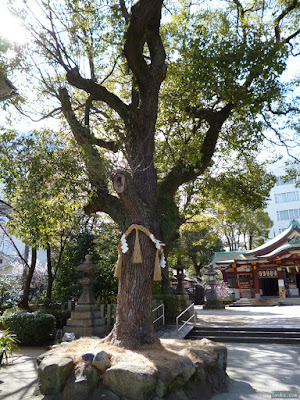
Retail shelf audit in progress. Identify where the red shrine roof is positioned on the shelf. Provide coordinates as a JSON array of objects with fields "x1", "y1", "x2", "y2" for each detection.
[{"x1": 212, "y1": 219, "x2": 300, "y2": 268}]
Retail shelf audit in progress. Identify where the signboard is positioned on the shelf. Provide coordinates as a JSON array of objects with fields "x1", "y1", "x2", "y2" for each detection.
[
  {"x1": 279, "y1": 286, "x2": 286, "y2": 298},
  {"x1": 239, "y1": 282, "x2": 251, "y2": 289}
]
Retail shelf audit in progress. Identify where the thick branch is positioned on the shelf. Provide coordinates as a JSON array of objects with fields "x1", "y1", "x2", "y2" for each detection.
[
  {"x1": 119, "y1": 0, "x2": 130, "y2": 24},
  {"x1": 124, "y1": 0, "x2": 166, "y2": 92},
  {"x1": 58, "y1": 87, "x2": 127, "y2": 225},
  {"x1": 66, "y1": 67, "x2": 129, "y2": 123},
  {"x1": 92, "y1": 137, "x2": 120, "y2": 152}
]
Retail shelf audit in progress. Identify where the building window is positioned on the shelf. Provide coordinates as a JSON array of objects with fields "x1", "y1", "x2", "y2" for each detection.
[
  {"x1": 275, "y1": 192, "x2": 299, "y2": 203},
  {"x1": 279, "y1": 228, "x2": 288, "y2": 234},
  {"x1": 277, "y1": 209, "x2": 300, "y2": 221},
  {"x1": 0, "y1": 259, "x2": 2, "y2": 264},
  {"x1": 275, "y1": 177, "x2": 296, "y2": 186}
]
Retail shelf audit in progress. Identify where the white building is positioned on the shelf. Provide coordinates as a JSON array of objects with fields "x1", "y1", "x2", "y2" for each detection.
[
  {"x1": 0, "y1": 251, "x2": 21, "y2": 276},
  {"x1": 266, "y1": 159, "x2": 300, "y2": 239}
]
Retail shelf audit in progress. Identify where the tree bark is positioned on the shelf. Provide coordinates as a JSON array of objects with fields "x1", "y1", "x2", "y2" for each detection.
[{"x1": 107, "y1": 231, "x2": 159, "y2": 349}]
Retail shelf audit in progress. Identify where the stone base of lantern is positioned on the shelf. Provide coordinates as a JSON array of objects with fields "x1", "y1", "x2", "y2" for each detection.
[{"x1": 63, "y1": 304, "x2": 106, "y2": 338}]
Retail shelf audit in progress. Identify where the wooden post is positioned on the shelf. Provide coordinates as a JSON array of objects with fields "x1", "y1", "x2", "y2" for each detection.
[
  {"x1": 252, "y1": 263, "x2": 260, "y2": 298},
  {"x1": 232, "y1": 264, "x2": 240, "y2": 299}
]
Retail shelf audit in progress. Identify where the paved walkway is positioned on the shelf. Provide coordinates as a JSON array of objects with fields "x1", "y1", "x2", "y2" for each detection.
[
  {"x1": 212, "y1": 343, "x2": 300, "y2": 400},
  {"x1": 195, "y1": 304, "x2": 300, "y2": 328},
  {"x1": 0, "y1": 347, "x2": 46, "y2": 400},
  {"x1": 197, "y1": 305, "x2": 300, "y2": 400},
  {"x1": 1, "y1": 306, "x2": 300, "y2": 400}
]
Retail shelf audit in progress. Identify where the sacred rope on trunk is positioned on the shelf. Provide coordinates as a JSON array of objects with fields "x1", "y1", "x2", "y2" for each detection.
[{"x1": 114, "y1": 224, "x2": 166, "y2": 281}]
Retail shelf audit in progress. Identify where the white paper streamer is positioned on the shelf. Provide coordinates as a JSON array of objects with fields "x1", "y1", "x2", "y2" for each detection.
[
  {"x1": 160, "y1": 252, "x2": 166, "y2": 268},
  {"x1": 120, "y1": 228, "x2": 165, "y2": 254},
  {"x1": 121, "y1": 234, "x2": 129, "y2": 253}
]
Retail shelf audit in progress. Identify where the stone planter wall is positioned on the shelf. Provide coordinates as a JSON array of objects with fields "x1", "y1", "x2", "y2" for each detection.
[{"x1": 36, "y1": 339, "x2": 228, "y2": 400}]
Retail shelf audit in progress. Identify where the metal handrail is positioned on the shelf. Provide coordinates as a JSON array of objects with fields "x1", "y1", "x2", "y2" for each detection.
[
  {"x1": 152, "y1": 303, "x2": 165, "y2": 325},
  {"x1": 176, "y1": 303, "x2": 197, "y2": 334}
]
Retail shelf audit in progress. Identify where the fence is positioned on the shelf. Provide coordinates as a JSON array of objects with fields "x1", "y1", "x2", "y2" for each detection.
[
  {"x1": 67, "y1": 300, "x2": 165, "y2": 332},
  {"x1": 176, "y1": 303, "x2": 197, "y2": 335},
  {"x1": 98, "y1": 303, "x2": 117, "y2": 331}
]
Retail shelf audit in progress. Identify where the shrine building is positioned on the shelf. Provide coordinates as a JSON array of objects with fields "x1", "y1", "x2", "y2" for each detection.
[{"x1": 212, "y1": 219, "x2": 300, "y2": 300}]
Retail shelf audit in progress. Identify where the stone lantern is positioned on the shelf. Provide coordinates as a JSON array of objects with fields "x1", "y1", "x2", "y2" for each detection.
[
  {"x1": 203, "y1": 264, "x2": 224, "y2": 309},
  {"x1": 76, "y1": 254, "x2": 97, "y2": 305},
  {"x1": 174, "y1": 258, "x2": 186, "y2": 295},
  {"x1": 63, "y1": 255, "x2": 106, "y2": 338},
  {"x1": 205, "y1": 264, "x2": 218, "y2": 293}
]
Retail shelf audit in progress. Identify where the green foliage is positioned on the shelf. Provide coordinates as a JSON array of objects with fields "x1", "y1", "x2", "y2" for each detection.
[
  {"x1": 52, "y1": 220, "x2": 119, "y2": 304},
  {"x1": 37, "y1": 307, "x2": 71, "y2": 330},
  {"x1": 208, "y1": 206, "x2": 273, "y2": 251},
  {"x1": 201, "y1": 158, "x2": 276, "y2": 211},
  {"x1": 52, "y1": 231, "x2": 93, "y2": 303},
  {"x1": 2, "y1": 307, "x2": 24, "y2": 318},
  {"x1": 93, "y1": 222, "x2": 120, "y2": 304},
  {"x1": 153, "y1": 294, "x2": 182, "y2": 324},
  {"x1": 0, "y1": 129, "x2": 88, "y2": 249},
  {"x1": 170, "y1": 222, "x2": 224, "y2": 276},
  {"x1": 0, "y1": 329, "x2": 20, "y2": 364},
  {"x1": 2, "y1": 311, "x2": 56, "y2": 345}
]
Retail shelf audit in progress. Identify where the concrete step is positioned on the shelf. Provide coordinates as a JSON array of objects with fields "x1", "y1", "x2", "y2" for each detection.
[
  {"x1": 187, "y1": 335, "x2": 300, "y2": 344},
  {"x1": 190, "y1": 326, "x2": 300, "y2": 332},
  {"x1": 186, "y1": 326, "x2": 300, "y2": 344}
]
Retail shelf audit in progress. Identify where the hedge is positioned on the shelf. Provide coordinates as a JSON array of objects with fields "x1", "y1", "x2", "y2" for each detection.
[
  {"x1": 37, "y1": 308, "x2": 71, "y2": 330},
  {"x1": 153, "y1": 294, "x2": 182, "y2": 324},
  {"x1": 3, "y1": 311, "x2": 56, "y2": 345}
]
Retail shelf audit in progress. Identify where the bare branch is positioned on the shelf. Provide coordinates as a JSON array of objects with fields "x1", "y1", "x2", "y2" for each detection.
[
  {"x1": 274, "y1": 0, "x2": 299, "y2": 42},
  {"x1": 0, "y1": 223, "x2": 30, "y2": 269},
  {"x1": 160, "y1": 103, "x2": 233, "y2": 198},
  {"x1": 261, "y1": 113, "x2": 299, "y2": 161},
  {"x1": 285, "y1": 28, "x2": 300, "y2": 44}
]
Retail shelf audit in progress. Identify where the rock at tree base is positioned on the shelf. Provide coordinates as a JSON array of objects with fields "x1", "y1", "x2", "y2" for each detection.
[
  {"x1": 38, "y1": 356, "x2": 74, "y2": 395},
  {"x1": 103, "y1": 362, "x2": 157, "y2": 399},
  {"x1": 62, "y1": 365, "x2": 99, "y2": 400},
  {"x1": 37, "y1": 338, "x2": 228, "y2": 400}
]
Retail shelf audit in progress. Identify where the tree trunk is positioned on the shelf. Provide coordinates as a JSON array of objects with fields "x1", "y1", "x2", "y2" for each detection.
[
  {"x1": 107, "y1": 230, "x2": 160, "y2": 349},
  {"x1": 18, "y1": 248, "x2": 37, "y2": 310},
  {"x1": 161, "y1": 266, "x2": 170, "y2": 294},
  {"x1": 191, "y1": 255, "x2": 201, "y2": 277},
  {"x1": 45, "y1": 244, "x2": 54, "y2": 305},
  {"x1": 161, "y1": 248, "x2": 170, "y2": 294}
]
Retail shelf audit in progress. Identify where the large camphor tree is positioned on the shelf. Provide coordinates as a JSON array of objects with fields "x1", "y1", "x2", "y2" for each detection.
[{"x1": 12, "y1": 0, "x2": 300, "y2": 348}]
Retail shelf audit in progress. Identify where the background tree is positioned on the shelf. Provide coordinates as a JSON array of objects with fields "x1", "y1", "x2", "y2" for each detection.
[
  {"x1": 0, "y1": 129, "x2": 87, "y2": 307},
  {"x1": 0, "y1": 36, "x2": 16, "y2": 102},
  {"x1": 210, "y1": 207, "x2": 273, "y2": 251},
  {"x1": 0, "y1": 198, "x2": 38, "y2": 309},
  {"x1": 169, "y1": 222, "x2": 224, "y2": 277},
  {"x1": 7, "y1": 0, "x2": 300, "y2": 348},
  {"x1": 53, "y1": 218, "x2": 119, "y2": 305}
]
